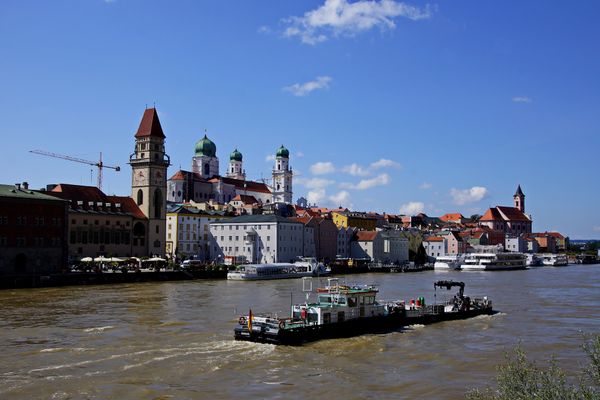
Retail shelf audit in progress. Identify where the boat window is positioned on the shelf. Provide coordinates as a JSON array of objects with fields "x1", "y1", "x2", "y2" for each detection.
[
  {"x1": 323, "y1": 313, "x2": 331, "y2": 324},
  {"x1": 319, "y1": 295, "x2": 332, "y2": 304},
  {"x1": 307, "y1": 313, "x2": 318, "y2": 323},
  {"x1": 348, "y1": 297, "x2": 357, "y2": 307},
  {"x1": 337, "y1": 311, "x2": 345, "y2": 322},
  {"x1": 336, "y1": 297, "x2": 346, "y2": 305}
]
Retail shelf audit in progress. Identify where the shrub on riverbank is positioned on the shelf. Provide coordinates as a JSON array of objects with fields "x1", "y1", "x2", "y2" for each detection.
[{"x1": 466, "y1": 335, "x2": 600, "y2": 399}]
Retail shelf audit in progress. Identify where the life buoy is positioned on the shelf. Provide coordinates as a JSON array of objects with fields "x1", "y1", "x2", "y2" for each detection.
[
  {"x1": 278, "y1": 320, "x2": 285, "y2": 329},
  {"x1": 239, "y1": 316, "x2": 246, "y2": 325},
  {"x1": 300, "y1": 309, "x2": 307, "y2": 319}
]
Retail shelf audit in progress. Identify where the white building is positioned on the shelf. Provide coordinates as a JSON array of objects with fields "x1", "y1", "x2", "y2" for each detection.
[
  {"x1": 209, "y1": 214, "x2": 313, "y2": 264},
  {"x1": 423, "y1": 236, "x2": 445, "y2": 258},
  {"x1": 505, "y1": 235, "x2": 526, "y2": 253}
]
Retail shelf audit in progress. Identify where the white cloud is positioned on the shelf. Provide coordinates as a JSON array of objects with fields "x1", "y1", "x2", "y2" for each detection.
[
  {"x1": 283, "y1": 76, "x2": 332, "y2": 97},
  {"x1": 329, "y1": 190, "x2": 352, "y2": 207},
  {"x1": 282, "y1": 0, "x2": 433, "y2": 45},
  {"x1": 450, "y1": 186, "x2": 488, "y2": 205},
  {"x1": 265, "y1": 154, "x2": 276, "y2": 162},
  {"x1": 399, "y1": 201, "x2": 425, "y2": 215},
  {"x1": 296, "y1": 177, "x2": 335, "y2": 189},
  {"x1": 310, "y1": 161, "x2": 336, "y2": 175},
  {"x1": 342, "y1": 163, "x2": 371, "y2": 176},
  {"x1": 341, "y1": 173, "x2": 390, "y2": 190},
  {"x1": 419, "y1": 182, "x2": 432, "y2": 190},
  {"x1": 307, "y1": 189, "x2": 326, "y2": 205},
  {"x1": 512, "y1": 96, "x2": 532, "y2": 103},
  {"x1": 296, "y1": 151, "x2": 305, "y2": 157},
  {"x1": 370, "y1": 158, "x2": 401, "y2": 169},
  {"x1": 258, "y1": 25, "x2": 271, "y2": 34}
]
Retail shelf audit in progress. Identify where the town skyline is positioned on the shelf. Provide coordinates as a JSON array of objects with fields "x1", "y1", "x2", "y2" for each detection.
[{"x1": 1, "y1": 1, "x2": 599, "y2": 239}]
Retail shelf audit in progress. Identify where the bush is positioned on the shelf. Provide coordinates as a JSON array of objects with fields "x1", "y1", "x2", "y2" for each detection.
[{"x1": 466, "y1": 335, "x2": 600, "y2": 400}]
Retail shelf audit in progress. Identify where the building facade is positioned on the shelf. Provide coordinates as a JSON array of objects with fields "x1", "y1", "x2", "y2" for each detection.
[
  {"x1": 209, "y1": 214, "x2": 309, "y2": 264},
  {"x1": 0, "y1": 183, "x2": 68, "y2": 275}
]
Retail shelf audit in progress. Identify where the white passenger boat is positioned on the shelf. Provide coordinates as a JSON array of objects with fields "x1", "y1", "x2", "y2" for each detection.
[
  {"x1": 434, "y1": 255, "x2": 464, "y2": 270},
  {"x1": 461, "y1": 252, "x2": 527, "y2": 271},
  {"x1": 540, "y1": 253, "x2": 568, "y2": 267},
  {"x1": 526, "y1": 254, "x2": 543, "y2": 267},
  {"x1": 227, "y1": 257, "x2": 329, "y2": 280}
]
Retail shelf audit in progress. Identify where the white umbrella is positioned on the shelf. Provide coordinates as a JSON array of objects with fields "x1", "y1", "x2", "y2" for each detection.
[
  {"x1": 80, "y1": 257, "x2": 93, "y2": 262},
  {"x1": 94, "y1": 256, "x2": 110, "y2": 262},
  {"x1": 147, "y1": 257, "x2": 166, "y2": 262},
  {"x1": 109, "y1": 257, "x2": 124, "y2": 263}
]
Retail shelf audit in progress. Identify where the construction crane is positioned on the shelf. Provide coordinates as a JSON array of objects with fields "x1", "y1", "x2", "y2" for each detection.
[{"x1": 29, "y1": 150, "x2": 120, "y2": 191}]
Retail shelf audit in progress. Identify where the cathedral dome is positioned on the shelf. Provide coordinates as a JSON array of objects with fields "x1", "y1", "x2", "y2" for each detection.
[
  {"x1": 195, "y1": 134, "x2": 217, "y2": 157},
  {"x1": 276, "y1": 145, "x2": 289, "y2": 158},
  {"x1": 230, "y1": 149, "x2": 243, "y2": 162}
]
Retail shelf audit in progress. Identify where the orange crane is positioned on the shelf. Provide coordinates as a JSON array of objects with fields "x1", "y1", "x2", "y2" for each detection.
[{"x1": 29, "y1": 150, "x2": 120, "y2": 191}]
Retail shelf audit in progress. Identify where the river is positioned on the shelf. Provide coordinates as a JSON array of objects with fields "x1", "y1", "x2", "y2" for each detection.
[{"x1": 1, "y1": 265, "x2": 599, "y2": 399}]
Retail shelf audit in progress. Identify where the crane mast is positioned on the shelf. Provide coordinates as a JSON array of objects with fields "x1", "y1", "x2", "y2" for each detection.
[{"x1": 29, "y1": 149, "x2": 120, "y2": 191}]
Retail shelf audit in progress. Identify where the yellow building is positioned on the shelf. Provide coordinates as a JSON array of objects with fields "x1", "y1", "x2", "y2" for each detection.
[
  {"x1": 332, "y1": 211, "x2": 377, "y2": 231},
  {"x1": 166, "y1": 205, "x2": 231, "y2": 260}
]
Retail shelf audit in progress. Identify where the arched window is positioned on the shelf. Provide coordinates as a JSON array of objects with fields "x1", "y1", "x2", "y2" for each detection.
[
  {"x1": 153, "y1": 189, "x2": 162, "y2": 219},
  {"x1": 137, "y1": 189, "x2": 143, "y2": 205},
  {"x1": 204, "y1": 163, "x2": 210, "y2": 176}
]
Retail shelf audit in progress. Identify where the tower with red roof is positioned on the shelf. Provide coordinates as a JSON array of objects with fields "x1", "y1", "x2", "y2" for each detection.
[{"x1": 129, "y1": 108, "x2": 171, "y2": 255}]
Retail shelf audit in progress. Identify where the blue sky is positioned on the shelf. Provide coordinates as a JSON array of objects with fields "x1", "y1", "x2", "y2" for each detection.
[{"x1": 1, "y1": 1, "x2": 599, "y2": 239}]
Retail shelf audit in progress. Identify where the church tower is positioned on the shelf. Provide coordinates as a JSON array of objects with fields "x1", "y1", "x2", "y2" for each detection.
[
  {"x1": 192, "y1": 133, "x2": 219, "y2": 179},
  {"x1": 226, "y1": 148, "x2": 245, "y2": 180},
  {"x1": 129, "y1": 108, "x2": 170, "y2": 256},
  {"x1": 514, "y1": 184, "x2": 525, "y2": 213},
  {"x1": 272, "y1": 145, "x2": 292, "y2": 203}
]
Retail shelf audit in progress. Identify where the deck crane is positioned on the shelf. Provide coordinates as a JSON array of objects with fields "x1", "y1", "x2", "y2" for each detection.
[{"x1": 29, "y1": 150, "x2": 120, "y2": 191}]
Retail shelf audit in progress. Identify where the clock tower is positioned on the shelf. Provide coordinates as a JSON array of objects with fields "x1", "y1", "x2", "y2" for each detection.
[{"x1": 129, "y1": 108, "x2": 170, "y2": 256}]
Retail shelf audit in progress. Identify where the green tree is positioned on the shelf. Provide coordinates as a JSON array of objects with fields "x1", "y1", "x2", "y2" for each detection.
[{"x1": 467, "y1": 335, "x2": 600, "y2": 400}]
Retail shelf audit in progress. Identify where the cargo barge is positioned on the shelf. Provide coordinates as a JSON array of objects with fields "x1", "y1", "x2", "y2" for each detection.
[{"x1": 234, "y1": 278, "x2": 494, "y2": 345}]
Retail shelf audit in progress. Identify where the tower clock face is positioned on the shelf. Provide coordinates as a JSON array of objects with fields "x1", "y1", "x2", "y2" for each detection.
[{"x1": 133, "y1": 170, "x2": 147, "y2": 186}]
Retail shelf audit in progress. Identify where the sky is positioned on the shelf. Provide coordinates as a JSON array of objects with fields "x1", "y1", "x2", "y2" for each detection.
[{"x1": 1, "y1": 0, "x2": 599, "y2": 239}]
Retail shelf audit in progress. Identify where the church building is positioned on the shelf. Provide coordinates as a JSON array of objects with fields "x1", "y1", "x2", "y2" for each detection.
[
  {"x1": 167, "y1": 134, "x2": 293, "y2": 206},
  {"x1": 479, "y1": 185, "x2": 532, "y2": 235}
]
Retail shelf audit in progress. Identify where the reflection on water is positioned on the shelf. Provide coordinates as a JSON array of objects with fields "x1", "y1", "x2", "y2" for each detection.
[{"x1": 1, "y1": 265, "x2": 599, "y2": 399}]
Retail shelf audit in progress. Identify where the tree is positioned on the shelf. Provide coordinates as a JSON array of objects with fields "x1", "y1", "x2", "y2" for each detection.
[
  {"x1": 470, "y1": 214, "x2": 482, "y2": 223},
  {"x1": 467, "y1": 335, "x2": 600, "y2": 400}
]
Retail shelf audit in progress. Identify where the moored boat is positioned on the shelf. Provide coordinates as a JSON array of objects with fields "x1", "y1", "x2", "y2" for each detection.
[
  {"x1": 461, "y1": 252, "x2": 526, "y2": 271},
  {"x1": 541, "y1": 253, "x2": 568, "y2": 267},
  {"x1": 227, "y1": 257, "x2": 328, "y2": 280},
  {"x1": 434, "y1": 255, "x2": 464, "y2": 270},
  {"x1": 233, "y1": 278, "x2": 494, "y2": 345},
  {"x1": 526, "y1": 254, "x2": 543, "y2": 267}
]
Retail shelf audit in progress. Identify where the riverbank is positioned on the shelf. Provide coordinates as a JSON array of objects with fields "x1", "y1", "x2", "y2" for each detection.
[{"x1": 0, "y1": 269, "x2": 228, "y2": 289}]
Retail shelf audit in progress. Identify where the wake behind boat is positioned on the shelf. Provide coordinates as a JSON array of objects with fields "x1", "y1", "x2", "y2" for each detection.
[
  {"x1": 227, "y1": 257, "x2": 329, "y2": 280},
  {"x1": 234, "y1": 278, "x2": 494, "y2": 345}
]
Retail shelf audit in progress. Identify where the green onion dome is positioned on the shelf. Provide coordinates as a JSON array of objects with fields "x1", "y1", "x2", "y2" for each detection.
[
  {"x1": 195, "y1": 134, "x2": 217, "y2": 157},
  {"x1": 276, "y1": 145, "x2": 289, "y2": 158},
  {"x1": 230, "y1": 148, "x2": 243, "y2": 162}
]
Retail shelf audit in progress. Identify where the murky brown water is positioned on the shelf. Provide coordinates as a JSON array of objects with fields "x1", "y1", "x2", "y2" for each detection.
[{"x1": 1, "y1": 265, "x2": 599, "y2": 399}]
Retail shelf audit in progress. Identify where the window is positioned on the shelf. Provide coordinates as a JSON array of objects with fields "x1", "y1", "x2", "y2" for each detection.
[{"x1": 137, "y1": 189, "x2": 143, "y2": 205}]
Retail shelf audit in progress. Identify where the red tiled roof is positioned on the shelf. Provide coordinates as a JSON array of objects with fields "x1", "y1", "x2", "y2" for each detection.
[
  {"x1": 106, "y1": 196, "x2": 147, "y2": 220},
  {"x1": 440, "y1": 213, "x2": 464, "y2": 222},
  {"x1": 424, "y1": 236, "x2": 444, "y2": 242},
  {"x1": 168, "y1": 170, "x2": 205, "y2": 182},
  {"x1": 496, "y1": 206, "x2": 531, "y2": 222},
  {"x1": 480, "y1": 208, "x2": 503, "y2": 222},
  {"x1": 356, "y1": 231, "x2": 378, "y2": 241},
  {"x1": 50, "y1": 183, "x2": 106, "y2": 202},
  {"x1": 135, "y1": 108, "x2": 165, "y2": 139},
  {"x1": 219, "y1": 177, "x2": 272, "y2": 194},
  {"x1": 231, "y1": 194, "x2": 259, "y2": 204}
]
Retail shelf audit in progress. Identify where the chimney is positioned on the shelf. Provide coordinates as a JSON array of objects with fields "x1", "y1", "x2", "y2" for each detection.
[
  {"x1": 22, "y1": 182, "x2": 29, "y2": 190},
  {"x1": 14, "y1": 183, "x2": 21, "y2": 190}
]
